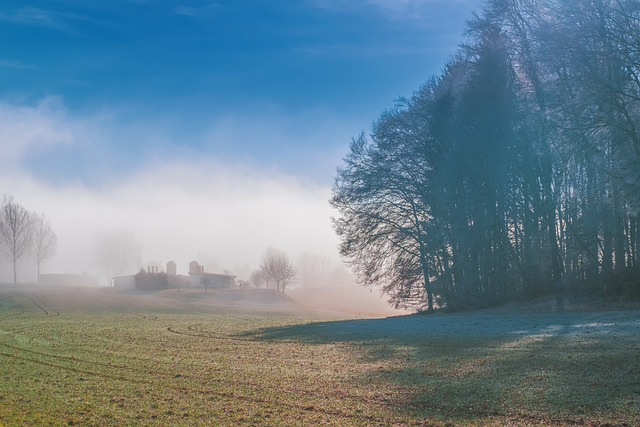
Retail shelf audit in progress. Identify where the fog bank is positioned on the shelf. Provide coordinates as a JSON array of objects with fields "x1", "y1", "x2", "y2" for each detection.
[{"x1": 0, "y1": 99, "x2": 345, "y2": 284}]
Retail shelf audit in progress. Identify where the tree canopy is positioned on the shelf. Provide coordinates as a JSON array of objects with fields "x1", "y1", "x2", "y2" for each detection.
[{"x1": 332, "y1": 0, "x2": 640, "y2": 311}]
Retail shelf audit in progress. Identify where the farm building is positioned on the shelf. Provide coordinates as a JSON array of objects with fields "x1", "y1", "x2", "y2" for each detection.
[
  {"x1": 112, "y1": 274, "x2": 136, "y2": 290},
  {"x1": 188, "y1": 261, "x2": 236, "y2": 289},
  {"x1": 133, "y1": 268, "x2": 169, "y2": 291},
  {"x1": 112, "y1": 261, "x2": 234, "y2": 290},
  {"x1": 111, "y1": 264, "x2": 173, "y2": 290}
]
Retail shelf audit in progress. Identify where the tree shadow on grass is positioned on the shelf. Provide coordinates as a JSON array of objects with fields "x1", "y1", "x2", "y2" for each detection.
[{"x1": 240, "y1": 311, "x2": 640, "y2": 425}]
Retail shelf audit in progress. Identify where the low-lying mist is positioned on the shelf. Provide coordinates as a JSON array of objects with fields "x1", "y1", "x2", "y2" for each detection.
[{"x1": 0, "y1": 162, "x2": 336, "y2": 282}]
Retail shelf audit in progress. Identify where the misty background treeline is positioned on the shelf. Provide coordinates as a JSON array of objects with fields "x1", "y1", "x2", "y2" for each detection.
[
  {"x1": 0, "y1": 195, "x2": 57, "y2": 284},
  {"x1": 93, "y1": 227, "x2": 343, "y2": 292},
  {"x1": 332, "y1": 0, "x2": 640, "y2": 311},
  {"x1": 0, "y1": 195, "x2": 349, "y2": 294},
  {"x1": 0, "y1": 194, "x2": 351, "y2": 293}
]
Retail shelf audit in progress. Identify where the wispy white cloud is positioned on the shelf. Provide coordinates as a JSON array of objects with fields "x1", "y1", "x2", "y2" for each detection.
[
  {"x1": 0, "y1": 59, "x2": 33, "y2": 70},
  {"x1": 174, "y1": 4, "x2": 220, "y2": 18},
  {"x1": 0, "y1": 6, "x2": 119, "y2": 38},
  {"x1": 0, "y1": 98, "x2": 76, "y2": 171},
  {"x1": 0, "y1": 7, "x2": 66, "y2": 30}
]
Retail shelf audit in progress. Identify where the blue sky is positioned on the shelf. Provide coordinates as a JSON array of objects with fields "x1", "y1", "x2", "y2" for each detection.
[{"x1": 0, "y1": 0, "x2": 481, "y2": 282}]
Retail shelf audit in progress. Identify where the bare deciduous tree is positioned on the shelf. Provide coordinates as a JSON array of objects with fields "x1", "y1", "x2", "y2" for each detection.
[
  {"x1": 31, "y1": 212, "x2": 58, "y2": 282},
  {"x1": 259, "y1": 248, "x2": 296, "y2": 293},
  {"x1": 0, "y1": 195, "x2": 32, "y2": 285}
]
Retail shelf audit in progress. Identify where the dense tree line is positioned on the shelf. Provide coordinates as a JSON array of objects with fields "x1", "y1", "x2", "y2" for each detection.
[
  {"x1": 332, "y1": 0, "x2": 640, "y2": 311},
  {"x1": 0, "y1": 195, "x2": 57, "y2": 284}
]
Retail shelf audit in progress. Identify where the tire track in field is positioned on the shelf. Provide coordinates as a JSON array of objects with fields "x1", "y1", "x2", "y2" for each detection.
[
  {"x1": 1, "y1": 293, "x2": 60, "y2": 316},
  {"x1": 166, "y1": 324, "x2": 313, "y2": 344},
  {"x1": 0, "y1": 348, "x2": 402, "y2": 426},
  {"x1": 90, "y1": 294, "x2": 159, "y2": 320},
  {"x1": 0, "y1": 335, "x2": 406, "y2": 425},
  {"x1": 166, "y1": 324, "x2": 353, "y2": 347},
  {"x1": 29, "y1": 295, "x2": 60, "y2": 316},
  {"x1": 166, "y1": 326, "x2": 261, "y2": 342},
  {"x1": 0, "y1": 350, "x2": 154, "y2": 385},
  {"x1": 0, "y1": 339, "x2": 299, "y2": 396},
  {"x1": 0, "y1": 341, "x2": 149, "y2": 375},
  {"x1": 28, "y1": 296, "x2": 49, "y2": 315}
]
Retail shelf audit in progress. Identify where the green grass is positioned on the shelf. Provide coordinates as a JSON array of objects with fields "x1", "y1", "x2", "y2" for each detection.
[{"x1": 0, "y1": 288, "x2": 638, "y2": 426}]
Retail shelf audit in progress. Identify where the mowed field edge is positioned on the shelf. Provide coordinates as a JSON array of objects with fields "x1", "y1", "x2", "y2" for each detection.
[{"x1": 0, "y1": 286, "x2": 639, "y2": 426}]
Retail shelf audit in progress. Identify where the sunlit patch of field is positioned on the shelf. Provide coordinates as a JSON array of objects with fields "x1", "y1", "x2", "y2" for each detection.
[{"x1": 0, "y1": 287, "x2": 638, "y2": 426}]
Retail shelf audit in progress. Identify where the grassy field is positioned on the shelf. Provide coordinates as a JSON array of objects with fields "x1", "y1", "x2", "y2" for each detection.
[{"x1": 0, "y1": 287, "x2": 638, "y2": 426}]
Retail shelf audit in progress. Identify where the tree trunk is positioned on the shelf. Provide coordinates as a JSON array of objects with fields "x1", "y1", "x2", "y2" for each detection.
[{"x1": 419, "y1": 244, "x2": 433, "y2": 312}]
